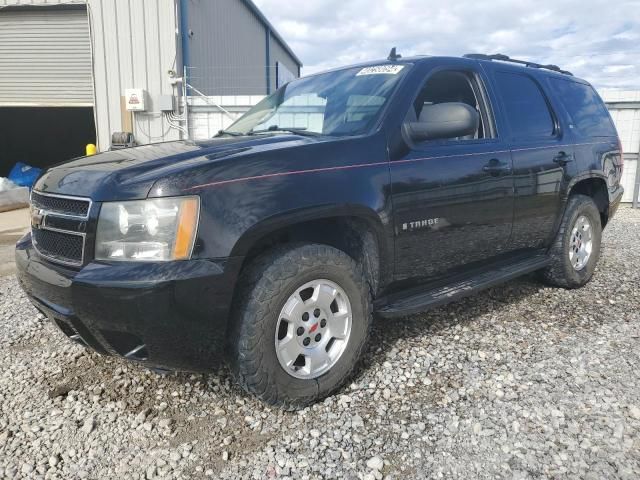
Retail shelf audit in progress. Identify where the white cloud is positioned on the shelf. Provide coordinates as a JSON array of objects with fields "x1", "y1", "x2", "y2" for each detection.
[
  {"x1": 255, "y1": 0, "x2": 640, "y2": 90},
  {"x1": 603, "y1": 64, "x2": 635, "y2": 73}
]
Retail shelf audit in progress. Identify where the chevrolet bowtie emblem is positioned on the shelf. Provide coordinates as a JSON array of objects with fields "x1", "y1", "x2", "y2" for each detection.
[{"x1": 31, "y1": 208, "x2": 45, "y2": 229}]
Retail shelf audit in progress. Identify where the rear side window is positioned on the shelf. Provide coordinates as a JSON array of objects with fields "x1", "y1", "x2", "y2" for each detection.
[
  {"x1": 494, "y1": 72, "x2": 555, "y2": 139},
  {"x1": 548, "y1": 78, "x2": 617, "y2": 138}
]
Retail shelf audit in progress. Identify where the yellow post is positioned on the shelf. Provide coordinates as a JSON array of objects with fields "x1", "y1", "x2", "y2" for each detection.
[{"x1": 86, "y1": 144, "x2": 97, "y2": 156}]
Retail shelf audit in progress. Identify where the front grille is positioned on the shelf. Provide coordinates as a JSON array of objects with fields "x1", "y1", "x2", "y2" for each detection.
[
  {"x1": 44, "y1": 216, "x2": 86, "y2": 232},
  {"x1": 31, "y1": 191, "x2": 90, "y2": 217},
  {"x1": 30, "y1": 191, "x2": 91, "y2": 266},
  {"x1": 32, "y1": 228, "x2": 84, "y2": 264}
]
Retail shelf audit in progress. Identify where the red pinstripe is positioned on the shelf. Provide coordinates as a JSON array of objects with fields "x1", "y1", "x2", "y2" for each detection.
[{"x1": 185, "y1": 142, "x2": 605, "y2": 191}]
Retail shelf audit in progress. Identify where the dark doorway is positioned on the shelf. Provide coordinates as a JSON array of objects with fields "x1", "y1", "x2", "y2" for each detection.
[{"x1": 0, "y1": 107, "x2": 96, "y2": 177}]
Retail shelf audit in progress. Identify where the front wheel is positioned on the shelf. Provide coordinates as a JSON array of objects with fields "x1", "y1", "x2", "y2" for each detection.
[
  {"x1": 227, "y1": 243, "x2": 372, "y2": 408},
  {"x1": 540, "y1": 194, "x2": 602, "y2": 288}
]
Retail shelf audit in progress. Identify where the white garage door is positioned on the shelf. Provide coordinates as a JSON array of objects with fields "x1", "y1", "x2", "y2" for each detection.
[{"x1": 0, "y1": 7, "x2": 93, "y2": 106}]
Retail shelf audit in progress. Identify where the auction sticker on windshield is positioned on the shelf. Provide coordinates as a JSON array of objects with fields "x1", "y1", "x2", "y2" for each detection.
[{"x1": 356, "y1": 65, "x2": 405, "y2": 76}]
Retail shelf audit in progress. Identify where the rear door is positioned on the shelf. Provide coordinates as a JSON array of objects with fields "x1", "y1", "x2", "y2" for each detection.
[
  {"x1": 487, "y1": 68, "x2": 576, "y2": 252},
  {"x1": 390, "y1": 66, "x2": 515, "y2": 283},
  {"x1": 546, "y1": 78, "x2": 622, "y2": 198}
]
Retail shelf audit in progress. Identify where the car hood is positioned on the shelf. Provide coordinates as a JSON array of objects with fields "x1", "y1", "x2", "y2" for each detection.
[{"x1": 33, "y1": 135, "x2": 317, "y2": 201}]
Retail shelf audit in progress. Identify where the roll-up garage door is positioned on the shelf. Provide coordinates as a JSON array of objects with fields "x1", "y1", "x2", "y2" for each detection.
[{"x1": 0, "y1": 7, "x2": 93, "y2": 106}]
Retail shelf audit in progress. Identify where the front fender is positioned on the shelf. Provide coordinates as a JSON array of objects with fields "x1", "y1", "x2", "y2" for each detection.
[
  {"x1": 189, "y1": 156, "x2": 393, "y2": 262},
  {"x1": 144, "y1": 132, "x2": 392, "y2": 265},
  {"x1": 228, "y1": 203, "x2": 389, "y2": 259}
]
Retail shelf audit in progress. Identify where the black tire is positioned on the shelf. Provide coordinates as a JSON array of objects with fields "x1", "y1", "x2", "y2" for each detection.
[
  {"x1": 540, "y1": 194, "x2": 602, "y2": 288},
  {"x1": 227, "y1": 243, "x2": 372, "y2": 408}
]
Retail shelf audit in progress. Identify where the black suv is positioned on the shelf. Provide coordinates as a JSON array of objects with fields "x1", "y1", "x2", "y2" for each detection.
[{"x1": 16, "y1": 53, "x2": 624, "y2": 407}]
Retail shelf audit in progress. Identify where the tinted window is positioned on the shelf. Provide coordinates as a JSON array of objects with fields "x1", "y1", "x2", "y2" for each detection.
[
  {"x1": 549, "y1": 78, "x2": 617, "y2": 137},
  {"x1": 226, "y1": 65, "x2": 409, "y2": 137},
  {"x1": 495, "y1": 72, "x2": 555, "y2": 139},
  {"x1": 411, "y1": 70, "x2": 492, "y2": 141}
]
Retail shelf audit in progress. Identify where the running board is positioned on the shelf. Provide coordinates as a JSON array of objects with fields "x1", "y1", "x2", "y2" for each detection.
[{"x1": 376, "y1": 255, "x2": 551, "y2": 318}]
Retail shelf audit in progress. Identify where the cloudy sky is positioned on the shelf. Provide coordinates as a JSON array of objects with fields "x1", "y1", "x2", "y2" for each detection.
[{"x1": 254, "y1": 0, "x2": 640, "y2": 90}]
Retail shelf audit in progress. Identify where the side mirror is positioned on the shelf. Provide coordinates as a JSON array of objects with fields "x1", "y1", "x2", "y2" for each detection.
[{"x1": 405, "y1": 102, "x2": 479, "y2": 142}]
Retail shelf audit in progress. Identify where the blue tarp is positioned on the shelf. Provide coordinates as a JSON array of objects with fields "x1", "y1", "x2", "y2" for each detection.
[{"x1": 8, "y1": 162, "x2": 42, "y2": 189}]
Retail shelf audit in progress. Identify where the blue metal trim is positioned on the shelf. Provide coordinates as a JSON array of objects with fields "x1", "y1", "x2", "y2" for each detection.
[
  {"x1": 265, "y1": 27, "x2": 271, "y2": 95},
  {"x1": 180, "y1": 0, "x2": 190, "y2": 68}
]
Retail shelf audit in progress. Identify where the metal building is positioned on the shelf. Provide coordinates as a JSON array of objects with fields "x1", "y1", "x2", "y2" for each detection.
[
  {"x1": 603, "y1": 91, "x2": 640, "y2": 207},
  {"x1": 0, "y1": 0, "x2": 301, "y2": 177}
]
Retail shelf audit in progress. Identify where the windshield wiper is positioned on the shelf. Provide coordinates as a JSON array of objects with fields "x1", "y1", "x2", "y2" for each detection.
[
  {"x1": 215, "y1": 129, "x2": 244, "y2": 137},
  {"x1": 248, "y1": 125, "x2": 321, "y2": 137}
]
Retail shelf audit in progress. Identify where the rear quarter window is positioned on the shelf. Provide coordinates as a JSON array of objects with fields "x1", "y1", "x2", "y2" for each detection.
[
  {"x1": 494, "y1": 72, "x2": 555, "y2": 140},
  {"x1": 548, "y1": 78, "x2": 617, "y2": 138}
]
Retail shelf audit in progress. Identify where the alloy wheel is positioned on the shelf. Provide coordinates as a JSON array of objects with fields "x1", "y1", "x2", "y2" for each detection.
[
  {"x1": 274, "y1": 279, "x2": 352, "y2": 379},
  {"x1": 569, "y1": 215, "x2": 593, "y2": 271}
]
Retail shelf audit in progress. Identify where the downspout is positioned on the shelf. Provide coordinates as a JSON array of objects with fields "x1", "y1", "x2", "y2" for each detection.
[
  {"x1": 265, "y1": 27, "x2": 271, "y2": 95},
  {"x1": 85, "y1": 2, "x2": 100, "y2": 150},
  {"x1": 179, "y1": 0, "x2": 190, "y2": 68},
  {"x1": 634, "y1": 151, "x2": 640, "y2": 209}
]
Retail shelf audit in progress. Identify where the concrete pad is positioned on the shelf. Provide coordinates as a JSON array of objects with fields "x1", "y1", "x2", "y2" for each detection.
[
  {"x1": 0, "y1": 208, "x2": 29, "y2": 277},
  {"x1": 0, "y1": 187, "x2": 29, "y2": 213}
]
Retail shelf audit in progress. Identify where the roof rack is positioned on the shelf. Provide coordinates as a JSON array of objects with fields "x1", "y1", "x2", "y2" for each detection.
[{"x1": 463, "y1": 53, "x2": 573, "y2": 76}]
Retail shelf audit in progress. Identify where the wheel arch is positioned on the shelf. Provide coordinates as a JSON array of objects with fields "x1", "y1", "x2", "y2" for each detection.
[
  {"x1": 567, "y1": 173, "x2": 610, "y2": 227},
  {"x1": 229, "y1": 205, "x2": 391, "y2": 296}
]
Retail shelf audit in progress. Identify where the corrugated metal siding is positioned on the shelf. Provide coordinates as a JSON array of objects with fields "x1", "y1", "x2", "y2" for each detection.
[
  {"x1": 608, "y1": 108, "x2": 640, "y2": 154},
  {"x1": 187, "y1": 0, "x2": 267, "y2": 96},
  {"x1": 0, "y1": 0, "x2": 84, "y2": 5},
  {"x1": 0, "y1": 0, "x2": 181, "y2": 149},
  {"x1": 605, "y1": 91, "x2": 640, "y2": 204},
  {"x1": 620, "y1": 156, "x2": 638, "y2": 204},
  {"x1": 2, "y1": 0, "x2": 301, "y2": 149},
  {"x1": 270, "y1": 34, "x2": 299, "y2": 91},
  {"x1": 88, "y1": 0, "x2": 180, "y2": 150},
  {"x1": 0, "y1": 8, "x2": 93, "y2": 106},
  {"x1": 608, "y1": 109, "x2": 638, "y2": 203}
]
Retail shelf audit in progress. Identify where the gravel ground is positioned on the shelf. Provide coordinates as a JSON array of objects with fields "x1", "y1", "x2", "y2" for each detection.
[{"x1": 1, "y1": 207, "x2": 639, "y2": 480}]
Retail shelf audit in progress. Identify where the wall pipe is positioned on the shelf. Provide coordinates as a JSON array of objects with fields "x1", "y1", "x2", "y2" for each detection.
[{"x1": 179, "y1": 0, "x2": 190, "y2": 68}]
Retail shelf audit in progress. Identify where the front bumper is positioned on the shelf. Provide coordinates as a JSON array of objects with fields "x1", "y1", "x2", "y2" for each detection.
[{"x1": 15, "y1": 233, "x2": 243, "y2": 371}]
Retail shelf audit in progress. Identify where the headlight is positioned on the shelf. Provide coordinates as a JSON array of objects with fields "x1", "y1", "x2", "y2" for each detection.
[{"x1": 95, "y1": 196, "x2": 200, "y2": 262}]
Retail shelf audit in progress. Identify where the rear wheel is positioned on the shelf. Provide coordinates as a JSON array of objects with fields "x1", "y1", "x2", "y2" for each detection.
[
  {"x1": 540, "y1": 194, "x2": 602, "y2": 288},
  {"x1": 227, "y1": 243, "x2": 372, "y2": 408}
]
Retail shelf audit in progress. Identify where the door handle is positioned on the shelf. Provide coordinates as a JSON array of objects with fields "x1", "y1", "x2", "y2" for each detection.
[
  {"x1": 483, "y1": 159, "x2": 511, "y2": 175},
  {"x1": 553, "y1": 151, "x2": 574, "y2": 166}
]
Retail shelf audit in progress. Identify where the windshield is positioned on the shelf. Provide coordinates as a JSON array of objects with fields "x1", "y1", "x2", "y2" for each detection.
[{"x1": 224, "y1": 64, "x2": 409, "y2": 137}]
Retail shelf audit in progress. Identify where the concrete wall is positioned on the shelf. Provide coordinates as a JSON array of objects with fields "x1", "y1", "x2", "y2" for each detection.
[
  {"x1": 188, "y1": 93, "x2": 327, "y2": 141},
  {"x1": 188, "y1": 95, "x2": 264, "y2": 139}
]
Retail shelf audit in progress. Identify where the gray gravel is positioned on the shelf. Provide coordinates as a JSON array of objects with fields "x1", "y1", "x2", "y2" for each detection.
[{"x1": 1, "y1": 207, "x2": 639, "y2": 480}]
